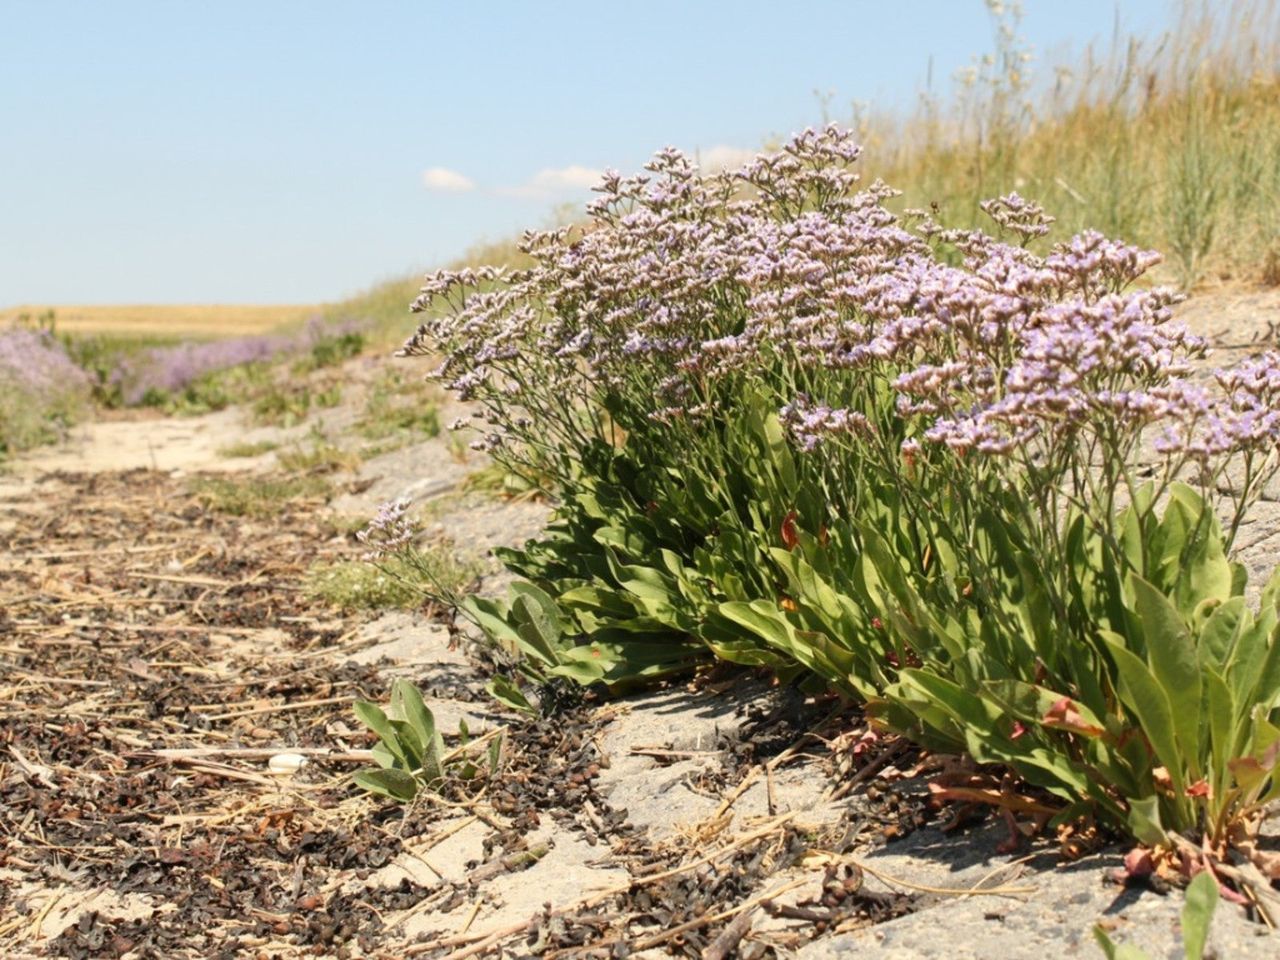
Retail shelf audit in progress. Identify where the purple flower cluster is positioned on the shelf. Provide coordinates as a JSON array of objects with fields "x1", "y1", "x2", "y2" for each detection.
[
  {"x1": 895, "y1": 286, "x2": 1207, "y2": 457},
  {"x1": 1151, "y1": 353, "x2": 1280, "y2": 462},
  {"x1": 978, "y1": 193, "x2": 1055, "y2": 243},
  {"x1": 396, "y1": 123, "x2": 1280, "y2": 521},
  {"x1": 113, "y1": 334, "x2": 292, "y2": 404},
  {"x1": 0, "y1": 329, "x2": 91, "y2": 451},
  {"x1": 398, "y1": 126, "x2": 925, "y2": 441},
  {"x1": 780, "y1": 395, "x2": 874, "y2": 451},
  {"x1": 356, "y1": 498, "x2": 416, "y2": 560},
  {"x1": 0, "y1": 329, "x2": 91, "y2": 395},
  {"x1": 111, "y1": 317, "x2": 360, "y2": 405}
]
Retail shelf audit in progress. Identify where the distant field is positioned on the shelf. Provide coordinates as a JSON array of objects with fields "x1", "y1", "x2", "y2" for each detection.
[{"x1": 0, "y1": 304, "x2": 319, "y2": 338}]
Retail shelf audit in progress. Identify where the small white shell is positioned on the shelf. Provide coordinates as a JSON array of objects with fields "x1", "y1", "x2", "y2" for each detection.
[{"x1": 267, "y1": 753, "x2": 308, "y2": 775}]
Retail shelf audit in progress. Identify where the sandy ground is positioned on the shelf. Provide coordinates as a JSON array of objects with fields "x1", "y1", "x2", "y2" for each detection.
[{"x1": 3, "y1": 287, "x2": 1280, "y2": 958}]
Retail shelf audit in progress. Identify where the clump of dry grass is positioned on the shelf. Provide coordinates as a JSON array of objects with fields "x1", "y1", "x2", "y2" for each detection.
[
  {"x1": 189, "y1": 474, "x2": 331, "y2": 517},
  {"x1": 305, "y1": 544, "x2": 482, "y2": 612},
  {"x1": 848, "y1": 0, "x2": 1280, "y2": 288}
]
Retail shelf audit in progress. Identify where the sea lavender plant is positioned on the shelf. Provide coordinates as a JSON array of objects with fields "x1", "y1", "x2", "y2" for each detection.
[
  {"x1": 111, "y1": 334, "x2": 293, "y2": 406},
  {"x1": 0, "y1": 329, "x2": 91, "y2": 454},
  {"x1": 395, "y1": 126, "x2": 1280, "y2": 864},
  {"x1": 108, "y1": 317, "x2": 365, "y2": 407},
  {"x1": 356, "y1": 497, "x2": 417, "y2": 560}
]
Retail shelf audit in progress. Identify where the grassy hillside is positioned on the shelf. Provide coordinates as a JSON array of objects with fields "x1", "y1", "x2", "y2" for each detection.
[{"x1": 322, "y1": 236, "x2": 530, "y2": 349}]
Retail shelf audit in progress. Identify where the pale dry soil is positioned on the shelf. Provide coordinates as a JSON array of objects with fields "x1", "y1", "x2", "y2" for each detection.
[{"x1": 3, "y1": 288, "x2": 1280, "y2": 959}]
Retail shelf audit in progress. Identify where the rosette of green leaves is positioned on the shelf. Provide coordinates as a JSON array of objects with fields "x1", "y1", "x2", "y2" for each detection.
[
  {"x1": 861, "y1": 484, "x2": 1280, "y2": 843},
  {"x1": 352, "y1": 679, "x2": 449, "y2": 802},
  {"x1": 471, "y1": 389, "x2": 919, "y2": 702}
]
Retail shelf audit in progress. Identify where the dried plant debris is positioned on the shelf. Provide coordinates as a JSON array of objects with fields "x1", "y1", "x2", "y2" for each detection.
[
  {"x1": 0, "y1": 468, "x2": 978, "y2": 959},
  {"x1": 0, "y1": 470, "x2": 410, "y2": 957}
]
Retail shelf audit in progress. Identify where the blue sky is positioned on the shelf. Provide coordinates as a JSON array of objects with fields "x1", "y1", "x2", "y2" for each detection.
[{"x1": 1, "y1": 0, "x2": 1175, "y2": 306}]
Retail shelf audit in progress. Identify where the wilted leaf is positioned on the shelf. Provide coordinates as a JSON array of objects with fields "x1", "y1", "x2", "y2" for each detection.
[
  {"x1": 780, "y1": 510, "x2": 800, "y2": 550},
  {"x1": 1184, "y1": 779, "x2": 1211, "y2": 798},
  {"x1": 1042, "y1": 696, "x2": 1105, "y2": 738}
]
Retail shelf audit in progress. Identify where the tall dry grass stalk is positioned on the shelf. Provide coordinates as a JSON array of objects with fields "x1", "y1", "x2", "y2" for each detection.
[{"x1": 850, "y1": 0, "x2": 1280, "y2": 288}]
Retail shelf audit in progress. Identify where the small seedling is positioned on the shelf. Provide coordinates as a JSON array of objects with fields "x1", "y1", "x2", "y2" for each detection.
[{"x1": 352, "y1": 679, "x2": 502, "y2": 802}]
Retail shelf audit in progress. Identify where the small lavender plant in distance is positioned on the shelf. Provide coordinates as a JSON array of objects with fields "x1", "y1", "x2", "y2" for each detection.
[{"x1": 0, "y1": 328, "x2": 91, "y2": 455}]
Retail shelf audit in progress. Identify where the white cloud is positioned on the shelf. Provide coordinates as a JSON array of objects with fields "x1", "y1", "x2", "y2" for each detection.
[
  {"x1": 422, "y1": 167, "x2": 476, "y2": 192},
  {"x1": 529, "y1": 165, "x2": 602, "y2": 191},
  {"x1": 696, "y1": 145, "x2": 759, "y2": 172},
  {"x1": 497, "y1": 164, "x2": 603, "y2": 199}
]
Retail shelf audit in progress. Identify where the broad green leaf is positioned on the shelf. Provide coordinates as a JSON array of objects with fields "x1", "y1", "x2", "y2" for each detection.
[
  {"x1": 1103, "y1": 631, "x2": 1186, "y2": 794},
  {"x1": 371, "y1": 742, "x2": 396, "y2": 770},
  {"x1": 558, "y1": 585, "x2": 642, "y2": 617},
  {"x1": 896, "y1": 669, "x2": 1003, "y2": 740},
  {"x1": 387, "y1": 718, "x2": 425, "y2": 771},
  {"x1": 392, "y1": 680, "x2": 444, "y2": 783},
  {"x1": 768, "y1": 548, "x2": 847, "y2": 626},
  {"x1": 462, "y1": 594, "x2": 521, "y2": 652},
  {"x1": 1091, "y1": 927, "x2": 1152, "y2": 960},
  {"x1": 487, "y1": 735, "x2": 504, "y2": 776},
  {"x1": 510, "y1": 582, "x2": 566, "y2": 658},
  {"x1": 1197, "y1": 597, "x2": 1245, "y2": 671},
  {"x1": 857, "y1": 523, "x2": 917, "y2": 613},
  {"x1": 354, "y1": 768, "x2": 419, "y2": 802},
  {"x1": 1202, "y1": 668, "x2": 1234, "y2": 796},
  {"x1": 716, "y1": 599, "x2": 870, "y2": 695},
  {"x1": 701, "y1": 613, "x2": 796, "y2": 667},
  {"x1": 882, "y1": 679, "x2": 968, "y2": 751},
  {"x1": 603, "y1": 548, "x2": 679, "y2": 604},
  {"x1": 1167, "y1": 485, "x2": 1233, "y2": 615},
  {"x1": 353, "y1": 701, "x2": 407, "y2": 767},
  {"x1": 549, "y1": 659, "x2": 609, "y2": 685},
  {"x1": 1125, "y1": 794, "x2": 1168, "y2": 847},
  {"x1": 1129, "y1": 575, "x2": 1201, "y2": 778},
  {"x1": 1250, "y1": 622, "x2": 1280, "y2": 714},
  {"x1": 513, "y1": 603, "x2": 563, "y2": 667},
  {"x1": 1118, "y1": 482, "x2": 1155, "y2": 573},
  {"x1": 1233, "y1": 717, "x2": 1280, "y2": 805},
  {"x1": 487, "y1": 675, "x2": 537, "y2": 716},
  {"x1": 1230, "y1": 561, "x2": 1248, "y2": 598},
  {"x1": 984, "y1": 680, "x2": 1090, "y2": 727},
  {"x1": 1225, "y1": 610, "x2": 1271, "y2": 709},
  {"x1": 1261, "y1": 564, "x2": 1280, "y2": 614},
  {"x1": 1181, "y1": 870, "x2": 1219, "y2": 960},
  {"x1": 717, "y1": 600, "x2": 802, "y2": 656}
]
